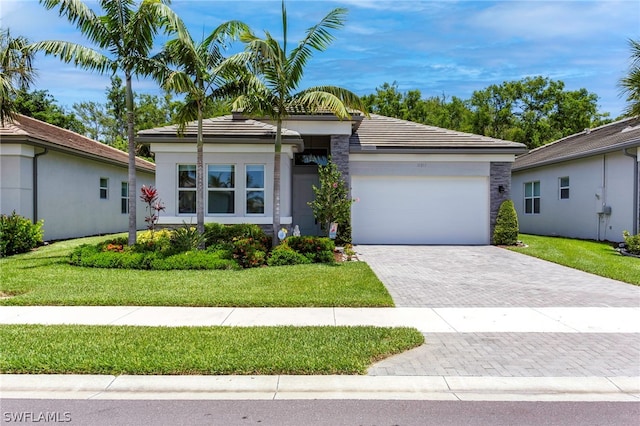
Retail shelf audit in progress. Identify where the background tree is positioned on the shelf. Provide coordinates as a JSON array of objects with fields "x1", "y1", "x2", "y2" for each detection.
[
  {"x1": 14, "y1": 89, "x2": 84, "y2": 132},
  {"x1": 619, "y1": 38, "x2": 640, "y2": 117},
  {"x1": 152, "y1": 18, "x2": 247, "y2": 239},
  {"x1": 230, "y1": 1, "x2": 366, "y2": 246},
  {"x1": 33, "y1": 0, "x2": 181, "y2": 245},
  {"x1": 0, "y1": 28, "x2": 36, "y2": 124},
  {"x1": 72, "y1": 100, "x2": 108, "y2": 141}
]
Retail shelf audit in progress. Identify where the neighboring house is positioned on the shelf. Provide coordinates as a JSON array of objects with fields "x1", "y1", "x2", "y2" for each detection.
[
  {"x1": 512, "y1": 117, "x2": 640, "y2": 242},
  {"x1": 0, "y1": 114, "x2": 155, "y2": 241},
  {"x1": 137, "y1": 112, "x2": 526, "y2": 245}
]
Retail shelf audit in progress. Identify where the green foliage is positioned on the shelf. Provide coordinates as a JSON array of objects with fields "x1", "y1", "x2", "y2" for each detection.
[
  {"x1": 231, "y1": 237, "x2": 267, "y2": 268},
  {"x1": 0, "y1": 29, "x2": 36, "y2": 124},
  {"x1": 0, "y1": 211, "x2": 44, "y2": 257},
  {"x1": 285, "y1": 236, "x2": 335, "y2": 264},
  {"x1": 150, "y1": 252, "x2": 239, "y2": 271},
  {"x1": 136, "y1": 230, "x2": 172, "y2": 254},
  {"x1": 619, "y1": 38, "x2": 640, "y2": 118},
  {"x1": 308, "y1": 159, "x2": 354, "y2": 243},
  {"x1": 171, "y1": 223, "x2": 206, "y2": 253},
  {"x1": 204, "y1": 223, "x2": 270, "y2": 250},
  {"x1": 13, "y1": 89, "x2": 84, "y2": 133},
  {"x1": 267, "y1": 244, "x2": 312, "y2": 266},
  {"x1": 623, "y1": 231, "x2": 640, "y2": 255},
  {"x1": 493, "y1": 200, "x2": 519, "y2": 245}
]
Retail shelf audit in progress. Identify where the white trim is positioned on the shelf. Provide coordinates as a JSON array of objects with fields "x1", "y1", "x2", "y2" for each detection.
[
  {"x1": 0, "y1": 143, "x2": 35, "y2": 156},
  {"x1": 349, "y1": 153, "x2": 516, "y2": 163},
  {"x1": 151, "y1": 143, "x2": 297, "y2": 158},
  {"x1": 157, "y1": 216, "x2": 292, "y2": 225}
]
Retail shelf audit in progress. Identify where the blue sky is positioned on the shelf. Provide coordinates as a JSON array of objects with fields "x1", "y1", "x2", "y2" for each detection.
[{"x1": 2, "y1": 0, "x2": 639, "y2": 118}]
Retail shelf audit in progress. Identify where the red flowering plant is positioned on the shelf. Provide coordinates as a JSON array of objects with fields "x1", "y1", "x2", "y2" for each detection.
[{"x1": 140, "y1": 185, "x2": 165, "y2": 233}]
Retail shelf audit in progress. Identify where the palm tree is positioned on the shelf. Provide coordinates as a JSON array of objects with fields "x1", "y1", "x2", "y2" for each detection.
[
  {"x1": 620, "y1": 38, "x2": 640, "y2": 117},
  {"x1": 32, "y1": 0, "x2": 181, "y2": 245},
  {"x1": 151, "y1": 19, "x2": 247, "y2": 240},
  {"x1": 0, "y1": 29, "x2": 36, "y2": 125},
  {"x1": 230, "y1": 1, "x2": 366, "y2": 246}
]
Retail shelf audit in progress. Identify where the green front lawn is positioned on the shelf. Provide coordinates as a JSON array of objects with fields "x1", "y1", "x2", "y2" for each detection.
[
  {"x1": 0, "y1": 325, "x2": 423, "y2": 375},
  {"x1": 508, "y1": 234, "x2": 640, "y2": 285},
  {"x1": 0, "y1": 235, "x2": 393, "y2": 307}
]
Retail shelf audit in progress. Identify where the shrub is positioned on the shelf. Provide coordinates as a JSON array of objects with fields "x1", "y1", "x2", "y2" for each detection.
[
  {"x1": 285, "y1": 236, "x2": 335, "y2": 263},
  {"x1": 231, "y1": 237, "x2": 267, "y2": 268},
  {"x1": 151, "y1": 251, "x2": 239, "y2": 270},
  {"x1": 204, "y1": 223, "x2": 270, "y2": 250},
  {"x1": 267, "y1": 244, "x2": 312, "y2": 266},
  {"x1": 623, "y1": 231, "x2": 640, "y2": 255},
  {"x1": 0, "y1": 211, "x2": 44, "y2": 257},
  {"x1": 135, "y1": 230, "x2": 173, "y2": 254},
  {"x1": 171, "y1": 223, "x2": 205, "y2": 253},
  {"x1": 493, "y1": 200, "x2": 519, "y2": 245}
]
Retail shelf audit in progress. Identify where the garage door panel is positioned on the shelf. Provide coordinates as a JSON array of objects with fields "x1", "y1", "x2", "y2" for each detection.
[{"x1": 351, "y1": 175, "x2": 489, "y2": 245}]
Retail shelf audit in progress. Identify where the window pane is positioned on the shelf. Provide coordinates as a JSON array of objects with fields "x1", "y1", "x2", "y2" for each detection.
[
  {"x1": 533, "y1": 181, "x2": 540, "y2": 196},
  {"x1": 208, "y1": 191, "x2": 235, "y2": 214},
  {"x1": 121, "y1": 198, "x2": 128, "y2": 214},
  {"x1": 121, "y1": 182, "x2": 128, "y2": 197},
  {"x1": 524, "y1": 182, "x2": 532, "y2": 197},
  {"x1": 246, "y1": 190, "x2": 264, "y2": 214},
  {"x1": 525, "y1": 198, "x2": 532, "y2": 214},
  {"x1": 178, "y1": 165, "x2": 196, "y2": 188},
  {"x1": 208, "y1": 165, "x2": 235, "y2": 188},
  {"x1": 560, "y1": 177, "x2": 569, "y2": 187},
  {"x1": 560, "y1": 188, "x2": 569, "y2": 199},
  {"x1": 178, "y1": 191, "x2": 196, "y2": 213},
  {"x1": 246, "y1": 165, "x2": 264, "y2": 189},
  {"x1": 533, "y1": 198, "x2": 540, "y2": 214}
]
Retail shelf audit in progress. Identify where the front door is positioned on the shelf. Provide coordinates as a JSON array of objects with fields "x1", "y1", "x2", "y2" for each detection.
[{"x1": 292, "y1": 173, "x2": 321, "y2": 236}]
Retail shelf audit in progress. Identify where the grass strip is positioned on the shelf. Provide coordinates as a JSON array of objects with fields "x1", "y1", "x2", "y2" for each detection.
[
  {"x1": 508, "y1": 234, "x2": 640, "y2": 285},
  {"x1": 0, "y1": 325, "x2": 423, "y2": 375},
  {"x1": 0, "y1": 235, "x2": 393, "y2": 307}
]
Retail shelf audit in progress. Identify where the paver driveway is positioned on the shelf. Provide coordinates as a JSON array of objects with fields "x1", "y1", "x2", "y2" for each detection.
[
  {"x1": 356, "y1": 245, "x2": 639, "y2": 307},
  {"x1": 358, "y1": 245, "x2": 640, "y2": 377}
]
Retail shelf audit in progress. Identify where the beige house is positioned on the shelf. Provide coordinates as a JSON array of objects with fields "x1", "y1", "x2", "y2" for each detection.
[
  {"x1": 0, "y1": 114, "x2": 155, "y2": 241},
  {"x1": 138, "y1": 112, "x2": 525, "y2": 245}
]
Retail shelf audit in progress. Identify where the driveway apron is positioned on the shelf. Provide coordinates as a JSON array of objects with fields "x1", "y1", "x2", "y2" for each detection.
[{"x1": 357, "y1": 245, "x2": 640, "y2": 377}]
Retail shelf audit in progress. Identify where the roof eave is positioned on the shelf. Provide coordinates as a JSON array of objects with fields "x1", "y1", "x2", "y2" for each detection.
[{"x1": 350, "y1": 146, "x2": 527, "y2": 155}]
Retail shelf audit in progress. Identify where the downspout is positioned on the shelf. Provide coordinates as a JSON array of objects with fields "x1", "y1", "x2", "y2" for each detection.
[
  {"x1": 32, "y1": 148, "x2": 48, "y2": 223},
  {"x1": 623, "y1": 147, "x2": 638, "y2": 234}
]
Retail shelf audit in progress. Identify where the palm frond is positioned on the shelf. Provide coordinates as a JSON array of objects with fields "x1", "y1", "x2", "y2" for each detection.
[
  {"x1": 40, "y1": 0, "x2": 110, "y2": 48},
  {"x1": 29, "y1": 40, "x2": 112, "y2": 73}
]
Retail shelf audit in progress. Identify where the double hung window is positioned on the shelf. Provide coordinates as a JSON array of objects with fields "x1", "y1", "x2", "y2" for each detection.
[
  {"x1": 178, "y1": 165, "x2": 196, "y2": 214},
  {"x1": 246, "y1": 165, "x2": 265, "y2": 214},
  {"x1": 524, "y1": 181, "x2": 540, "y2": 214},
  {"x1": 208, "y1": 165, "x2": 235, "y2": 214}
]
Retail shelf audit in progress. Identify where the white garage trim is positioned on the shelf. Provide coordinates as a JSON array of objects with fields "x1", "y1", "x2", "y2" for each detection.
[{"x1": 351, "y1": 175, "x2": 490, "y2": 245}]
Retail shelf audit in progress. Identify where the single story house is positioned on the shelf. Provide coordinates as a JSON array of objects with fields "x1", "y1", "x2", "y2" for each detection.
[
  {"x1": 511, "y1": 117, "x2": 640, "y2": 242},
  {"x1": 0, "y1": 114, "x2": 155, "y2": 241},
  {"x1": 137, "y1": 112, "x2": 526, "y2": 245}
]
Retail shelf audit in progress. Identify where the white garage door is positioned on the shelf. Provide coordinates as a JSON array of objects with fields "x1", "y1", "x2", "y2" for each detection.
[{"x1": 351, "y1": 175, "x2": 489, "y2": 245}]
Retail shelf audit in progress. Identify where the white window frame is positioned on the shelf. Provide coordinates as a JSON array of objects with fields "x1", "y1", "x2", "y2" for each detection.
[
  {"x1": 559, "y1": 176, "x2": 570, "y2": 200},
  {"x1": 121, "y1": 181, "x2": 129, "y2": 214},
  {"x1": 245, "y1": 164, "x2": 265, "y2": 215},
  {"x1": 207, "y1": 164, "x2": 236, "y2": 215},
  {"x1": 524, "y1": 181, "x2": 540, "y2": 214},
  {"x1": 99, "y1": 177, "x2": 109, "y2": 200},
  {"x1": 177, "y1": 164, "x2": 196, "y2": 214}
]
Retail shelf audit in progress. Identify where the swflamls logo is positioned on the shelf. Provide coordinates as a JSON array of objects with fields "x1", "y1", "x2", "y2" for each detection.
[{"x1": 2, "y1": 411, "x2": 72, "y2": 423}]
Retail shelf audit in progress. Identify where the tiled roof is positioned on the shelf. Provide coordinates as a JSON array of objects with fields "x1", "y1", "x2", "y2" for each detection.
[
  {"x1": 137, "y1": 115, "x2": 302, "y2": 141},
  {"x1": 350, "y1": 114, "x2": 526, "y2": 152},
  {"x1": 0, "y1": 114, "x2": 155, "y2": 172},
  {"x1": 513, "y1": 117, "x2": 640, "y2": 171}
]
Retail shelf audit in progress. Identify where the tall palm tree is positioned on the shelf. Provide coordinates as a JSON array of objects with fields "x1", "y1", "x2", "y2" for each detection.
[
  {"x1": 620, "y1": 38, "x2": 640, "y2": 117},
  {"x1": 32, "y1": 0, "x2": 181, "y2": 245},
  {"x1": 151, "y1": 19, "x2": 247, "y2": 239},
  {"x1": 230, "y1": 1, "x2": 366, "y2": 246},
  {"x1": 0, "y1": 29, "x2": 36, "y2": 125}
]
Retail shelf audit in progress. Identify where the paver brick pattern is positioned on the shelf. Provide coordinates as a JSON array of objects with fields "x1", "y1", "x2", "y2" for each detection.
[{"x1": 357, "y1": 245, "x2": 640, "y2": 307}]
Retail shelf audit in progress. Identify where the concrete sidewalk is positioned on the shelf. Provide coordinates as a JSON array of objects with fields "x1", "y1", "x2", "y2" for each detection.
[{"x1": 0, "y1": 306, "x2": 639, "y2": 333}]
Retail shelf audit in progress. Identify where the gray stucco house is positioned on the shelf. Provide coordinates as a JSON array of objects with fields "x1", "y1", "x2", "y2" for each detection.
[
  {"x1": 512, "y1": 117, "x2": 640, "y2": 242},
  {"x1": 137, "y1": 112, "x2": 526, "y2": 245},
  {"x1": 0, "y1": 114, "x2": 155, "y2": 241}
]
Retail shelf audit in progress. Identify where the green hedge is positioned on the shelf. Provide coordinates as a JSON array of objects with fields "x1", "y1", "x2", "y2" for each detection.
[
  {"x1": 0, "y1": 211, "x2": 44, "y2": 257},
  {"x1": 285, "y1": 236, "x2": 335, "y2": 264},
  {"x1": 493, "y1": 200, "x2": 519, "y2": 245}
]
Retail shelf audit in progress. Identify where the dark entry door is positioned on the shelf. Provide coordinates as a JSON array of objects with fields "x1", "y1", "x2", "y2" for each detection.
[{"x1": 292, "y1": 173, "x2": 321, "y2": 236}]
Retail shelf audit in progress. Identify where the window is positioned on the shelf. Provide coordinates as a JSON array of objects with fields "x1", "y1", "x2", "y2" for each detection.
[
  {"x1": 121, "y1": 182, "x2": 129, "y2": 214},
  {"x1": 178, "y1": 165, "x2": 196, "y2": 214},
  {"x1": 559, "y1": 177, "x2": 570, "y2": 199},
  {"x1": 99, "y1": 177, "x2": 109, "y2": 199},
  {"x1": 524, "y1": 181, "x2": 540, "y2": 214},
  {"x1": 246, "y1": 165, "x2": 265, "y2": 214},
  {"x1": 208, "y1": 164, "x2": 235, "y2": 214}
]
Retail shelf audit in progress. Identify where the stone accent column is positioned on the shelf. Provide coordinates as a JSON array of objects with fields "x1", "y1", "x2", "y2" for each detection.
[
  {"x1": 490, "y1": 162, "x2": 513, "y2": 243},
  {"x1": 330, "y1": 135, "x2": 350, "y2": 185}
]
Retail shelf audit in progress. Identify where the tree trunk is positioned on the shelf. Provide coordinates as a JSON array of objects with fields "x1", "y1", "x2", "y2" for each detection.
[
  {"x1": 196, "y1": 103, "x2": 205, "y2": 248},
  {"x1": 272, "y1": 119, "x2": 282, "y2": 247},
  {"x1": 126, "y1": 72, "x2": 137, "y2": 246}
]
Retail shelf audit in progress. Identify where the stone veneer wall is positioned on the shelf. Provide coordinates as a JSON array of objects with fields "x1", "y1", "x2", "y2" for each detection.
[
  {"x1": 330, "y1": 135, "x2": 350, "y2": 185},
  {"x1": 490, "y1": 162, "x2": 513, "y2": 243}
]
